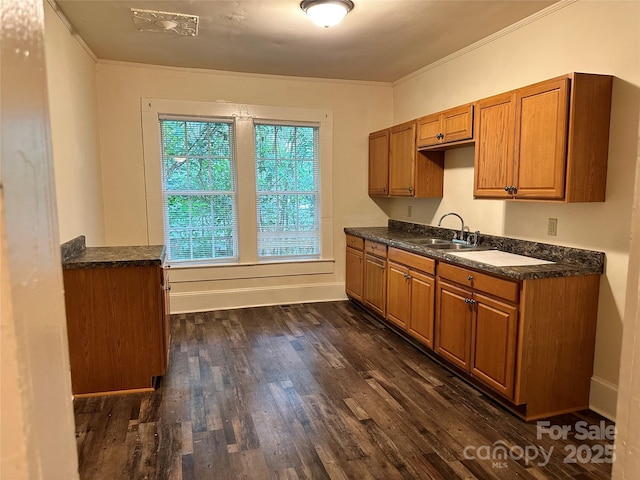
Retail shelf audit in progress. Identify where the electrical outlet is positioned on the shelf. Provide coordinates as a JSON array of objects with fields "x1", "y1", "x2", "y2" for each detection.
[
  {"x1": 407, "y1": 205, "x2": 412, "y2": 218},
  {"x1": 548, "y1": 218, "x2": 558, "y2": 236}
]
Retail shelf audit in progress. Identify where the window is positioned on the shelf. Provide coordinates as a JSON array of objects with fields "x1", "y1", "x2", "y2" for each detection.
[
  {"x1": 143, "y1": 99, "x2": 334, "y2": 271},
  {"x1": 255, "y1": 123, "x2": 320, "y2": 259},
  {"x1": 160, "y1": 117, "x2": 237, "y2": 262}
]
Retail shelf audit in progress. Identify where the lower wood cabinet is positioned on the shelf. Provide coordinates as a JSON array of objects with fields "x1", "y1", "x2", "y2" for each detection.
[
  {"x1": 363, "y1": 245, "x2": 387, "y2": 317},
  {"x1": 435, "y1": 281, "x2": 473, "y2": 370},
  {"x1": 436, "y1": 279, "x2": 517, "y2": 398},
  {"x1": 387, "y1": 247, "x2": 436, "y2": 349},
  {"x1": 471, "y1": 292, "x2": 518, "y2": 398},
  {"x1": 344, "y1": 233, "x2": 601, "y2": 420},
  {"x1": 63, "y1": 264, "x2": 170, "y2": 395},
  {"x1": 345, "y1": 246, "x2": 364, "y2": 301}
]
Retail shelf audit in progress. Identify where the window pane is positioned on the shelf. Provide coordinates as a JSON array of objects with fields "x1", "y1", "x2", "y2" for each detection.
[
  {"x1": 297, "y1": 161, "x2": 314, "y2": 191},
  {"x1": 276, "y1": 126, "x2": 295, "y2": 159},
  {"x1": 161, "y1": 118, "x2": 237, "y2": 263},
  {"x1": 255, "y1": 123, "x2": 320, "y2": 259},
  {"x1": 187, "y1": 159, "x2": 212, "y2": 191},
  {"x1": 255, "y1": 125, "x2": 275, "y2": 159},
  {"x1": 276, "y1": 160, "x2": 296, "y2": 191},
  {"x1": 256, "y1": 159, "x2": 276, "y2": 191}
]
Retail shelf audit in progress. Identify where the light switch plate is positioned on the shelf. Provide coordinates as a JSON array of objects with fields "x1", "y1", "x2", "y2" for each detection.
[{"x1": 548, "y1": 218, "x2": 558, "y2": 236}]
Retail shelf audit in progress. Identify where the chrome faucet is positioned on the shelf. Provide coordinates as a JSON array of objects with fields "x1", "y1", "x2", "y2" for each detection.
[{"x1": 437, "y1": 212, "x2": 465, "y2": 241}]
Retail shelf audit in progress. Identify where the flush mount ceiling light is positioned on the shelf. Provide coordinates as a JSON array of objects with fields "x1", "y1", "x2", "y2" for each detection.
[
  {"x1": 300, "y1": 0, "x2": 354, "y2": 28},
  {"x1": 131, "y1": 8, "x2": 199, "y2": 36}
]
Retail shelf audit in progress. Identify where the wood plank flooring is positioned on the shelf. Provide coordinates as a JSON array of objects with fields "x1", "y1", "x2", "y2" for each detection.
[{"x1": 74, "y1": 301, "x2": 614, "y2": 479}]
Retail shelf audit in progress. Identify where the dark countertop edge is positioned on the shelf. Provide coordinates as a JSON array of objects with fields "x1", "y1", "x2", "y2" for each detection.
[
  {"x1": 344, "y1": 226, "x2": 603, "y2": 281},
  {"x1": 62, "y1": 245, "x2": 167, "y2": 270},
  {"x1": 61, "y1": 235, "x2": 86, "y2": 262}
]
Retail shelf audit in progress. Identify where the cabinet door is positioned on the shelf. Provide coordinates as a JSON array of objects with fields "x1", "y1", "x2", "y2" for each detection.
[
  {"x1": 474, "y1": 92, "x2": 516, "y2": 198},
  {"x1": 471, "y1": 293, "x2": 518, "y2": 399},
  {"x1": 388, "y1": 122, "x2": 416, "y2": 196},
  {"x1": 514, "y1": 77, "x2": 569, "y2": 199},
  {"x1": 408, "y1": 270, "x2": 435, "y2": 349},
  {"x1": 345, "y1": 246, "x2": 364, "y2": 302},
  {"x1": 386, "y1": 261, "x2": 411, "y2": 330},
  {"x1": 435, "y1": 280, "x2": 473, "y2": 371},
  {"x1": 416, "y1": 113, "x2": 441, "y2": 147},
  {"x1": 442, "y1": 104, "x2": 473, "y2": 144},
  {"x1": 161, "y1": 267, "x2": 171, "y2": 371},
  {"x1": 368, "y1": 129, "x2": 389, "y2": 196},
  {"x1": 364, "y1": 254, "x2": 387, "y2": 317}
]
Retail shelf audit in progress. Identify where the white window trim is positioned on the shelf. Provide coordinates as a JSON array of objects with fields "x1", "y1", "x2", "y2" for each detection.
[{"x1": 141, "y1": 98, "x2": 334, "y2": 271}]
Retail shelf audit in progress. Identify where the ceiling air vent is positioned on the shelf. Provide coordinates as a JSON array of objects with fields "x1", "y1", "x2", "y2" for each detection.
[{"x1": 131, "y1": 8, "x2": 199, "y2": 36}]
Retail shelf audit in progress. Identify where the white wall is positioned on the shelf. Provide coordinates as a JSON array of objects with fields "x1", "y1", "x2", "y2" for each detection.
[
  {"x1": 389, "y1": 0, "x2": 640, "y2": 419},
  {"x1": 45, "y1": 2, "x2": 105, "y2": 245},
  {"x1": 95, "y1": 62, "x2": 391, "y2": 310},
  {"x1": 1, "y1": 0, "x2": 78, "y2": 477}
]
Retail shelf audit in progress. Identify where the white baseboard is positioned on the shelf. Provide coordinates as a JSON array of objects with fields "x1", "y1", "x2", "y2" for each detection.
[
  {"x1": 589, "y1": 376, "x2": 618, "y2": 421},
  {"x1": 170, "y1": 282, "x2": 347, "y2": 313}
]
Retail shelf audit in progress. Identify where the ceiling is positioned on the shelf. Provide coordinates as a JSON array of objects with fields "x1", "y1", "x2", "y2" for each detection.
[{"x1": 54, "y1": 0, "x2": 558, "y2": 83}]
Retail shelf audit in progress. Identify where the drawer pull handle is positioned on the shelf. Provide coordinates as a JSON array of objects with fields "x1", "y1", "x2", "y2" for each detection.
[{"x1": 467, "y1": 275, "x2": 473, "y2": 281}]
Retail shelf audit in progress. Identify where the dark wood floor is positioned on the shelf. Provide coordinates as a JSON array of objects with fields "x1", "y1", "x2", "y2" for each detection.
[{"x1": 74, "y1": 301, "x2": 614, "y2": 479}]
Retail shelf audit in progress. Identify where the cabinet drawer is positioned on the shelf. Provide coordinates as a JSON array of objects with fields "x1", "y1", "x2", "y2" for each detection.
[
  {"x1": 365, "y1": 240, "x2": 387, "y2": 258},
  {"x1": 346, "y1": 234, "x2": 364, "y2": 251},
  {"x1": 388, "y1": 247, "x2": 435, "y2": 275},
  {"x1": 438, "y1": 262, "x2": 519, "y2": 303}
]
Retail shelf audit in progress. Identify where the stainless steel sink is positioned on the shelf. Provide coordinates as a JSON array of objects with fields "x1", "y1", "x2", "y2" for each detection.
[
  {"x1": 403, "y1": 237, "x2": 451, "y2": 245},
  {"x1": 429, "y1": 243, "x2": 480, "y2": 250}
]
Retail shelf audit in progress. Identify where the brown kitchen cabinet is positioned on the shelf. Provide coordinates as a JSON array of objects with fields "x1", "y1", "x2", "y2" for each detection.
[
  {"x1": 344, "y1": 231, "x2": 602, "y2": 420},
  {"x1": 386, "y1": 247, "x2": 436, "y2": 348},
  {"x1": 363, "y1": 240, "x2": 387, "y2": 317},
  {"x1": 345, "y1": 234, "x2": 364, "y2": 302},
  {"x1": 474, "y1": 73, "x2": 613, "y2": 201},
  {"x1": 435, "y1": 261, "x2": 600, "y2": 419},
  {"x1": 368, "y1": 129, "x2": 389, "y2": 196},
  {"x1": 436, "y1": 263, "x2": 520, "y2": 399},
  {"x1": 435, "y1": 278, "x2": 518, "y2": 399},
  {"x1": 416, "y1": 103, "x2": 474, "y2": 149},
  {"x1": 63, "y1": 248, "x2": 170, "y2": 396},
  {"x1": 389, "y1": 121, "x2": 417, "y2": 196},
  {"x1": 368, "y1": 123, "x2": 444, "y2": 199}
]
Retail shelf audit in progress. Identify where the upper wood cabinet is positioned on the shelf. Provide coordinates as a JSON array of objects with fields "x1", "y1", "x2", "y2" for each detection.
[
  {"x1": 389, "y1": 121, "x2": 416, "y2": 196},
  {"x1": 473, "y1": 92, "x2": 516, "y2": 198},
  {"x1": 368, "y1": 129, "x2": 389, "y2": 196},
  {"x1": 417, "y1": 104, "x2": 474, "y2": 149},
  {"x1": 368, "y1": 122, "x2": 444, "y2": 199},
  {"x1": 474, "y1": 73, "x2": 613, "y2": 202}
]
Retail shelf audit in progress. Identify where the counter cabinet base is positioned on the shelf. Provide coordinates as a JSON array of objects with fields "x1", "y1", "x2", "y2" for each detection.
[{"x1": 346, "y1": 294, "x2": 593, "y2": 422}]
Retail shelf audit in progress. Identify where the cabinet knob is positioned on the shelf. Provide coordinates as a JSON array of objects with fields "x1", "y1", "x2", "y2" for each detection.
[
  {"x1": 408, "y1": 187, "x2": 413, "y2": 193},
  {"x1": 511, "y1": 186, "x2": 518, "y2": 194},
  {"x1": 504, "y1": 186, "x2": 511, "y2": 192},
  {"x1": 403, "y1": 273, "x2": 411, "y2": 280},
  {"x1": 464, "y1": 298, "x2": 476, "y2": 305},
  {"x1": 383, "y1": 187, "x2": 387, "y2": 193},
  {"x1": 467, "y1": 275, "x2": 473, "y2": 281}
]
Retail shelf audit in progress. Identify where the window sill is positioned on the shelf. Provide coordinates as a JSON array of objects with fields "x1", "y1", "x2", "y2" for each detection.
[{"x1": 168, "y1": 258, "x2": 335, "y2": 283}]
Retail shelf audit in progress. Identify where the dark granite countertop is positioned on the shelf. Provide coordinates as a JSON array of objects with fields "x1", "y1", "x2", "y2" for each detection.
[
  {"x1": 345, "y1": 220, "x2": 604, "y2": 280},
  {"x1": 61, "y1": 236, "x2": 166, "y2": 269}
]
